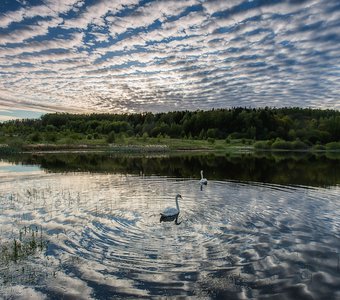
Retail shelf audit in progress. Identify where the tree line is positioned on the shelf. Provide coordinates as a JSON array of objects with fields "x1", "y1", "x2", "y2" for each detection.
[{"x1": 0, "y1": 107, "x2": 339, "y2": 146}]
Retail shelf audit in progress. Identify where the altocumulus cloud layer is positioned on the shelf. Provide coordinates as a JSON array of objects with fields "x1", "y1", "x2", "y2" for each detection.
[{"x1": 0, "y1": 0, "x2": 339, "y2": 117}]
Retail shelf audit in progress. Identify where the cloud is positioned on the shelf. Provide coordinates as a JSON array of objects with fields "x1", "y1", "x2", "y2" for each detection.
[
  {"x1": 0, "y1": 17, "x2": 63, "y2": 45},
  {"x1": 0, "y1": 0, "x2": 79, "y2": 29},
  {"x1": 61, "y1": 0, "x2": 139, "y2": 30},
  {"x1": 0, "y1": 0, "x2": 339, "y2": 117}
]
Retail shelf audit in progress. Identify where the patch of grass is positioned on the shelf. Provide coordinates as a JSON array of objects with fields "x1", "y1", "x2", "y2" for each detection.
[{"x1": 3, "y1": 133, "x2": 339, "y2": 154}]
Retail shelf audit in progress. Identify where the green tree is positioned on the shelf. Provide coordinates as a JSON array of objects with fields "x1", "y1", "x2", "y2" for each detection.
[{"x1": 107, "y1": 131, "x2": 115, "y2": 143}]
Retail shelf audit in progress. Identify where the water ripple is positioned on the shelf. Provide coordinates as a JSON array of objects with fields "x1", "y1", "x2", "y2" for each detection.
[{"x1": 0, "y1": 172, "x2": 340, "y2": 299}]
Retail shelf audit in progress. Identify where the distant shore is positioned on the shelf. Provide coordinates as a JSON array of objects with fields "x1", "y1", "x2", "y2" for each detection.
[{"x1": 1, "y1": 108, "x2": 339, "y2": 155}]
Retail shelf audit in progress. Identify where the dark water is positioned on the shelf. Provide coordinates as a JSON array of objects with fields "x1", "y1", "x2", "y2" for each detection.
[
  {"x1": 0, "y1": 152, "x2": 339, "y2": 299},
  {"x1": 5, "y1": 151, "x2": 340, "y2": 187}
]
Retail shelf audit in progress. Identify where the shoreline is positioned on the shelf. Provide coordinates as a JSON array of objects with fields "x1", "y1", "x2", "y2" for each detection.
[{"x1": 0, "y1": 142, "x2": 339, "y2": 156}]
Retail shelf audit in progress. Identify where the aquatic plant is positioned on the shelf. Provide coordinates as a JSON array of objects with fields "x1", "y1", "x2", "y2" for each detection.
[
  {"x1": 0, "y1": 224, "x2": 54, "y2": 294},
  {"x1": 0, "y1": 225, "x2": 47, "y2": 265}
]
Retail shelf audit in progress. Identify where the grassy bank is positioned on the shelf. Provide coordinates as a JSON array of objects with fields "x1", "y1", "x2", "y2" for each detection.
[
  {"x1": 1, "y1": 136, "x2": 340, "y2": 154},
  {"x1": 0, "y1": 136, "x2": 252, "y2": 153}
]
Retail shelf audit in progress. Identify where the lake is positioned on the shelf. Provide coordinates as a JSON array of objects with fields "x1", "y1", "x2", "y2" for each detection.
[{"x1": 0, "y1": 152, "x2": 340, "y2": 299}]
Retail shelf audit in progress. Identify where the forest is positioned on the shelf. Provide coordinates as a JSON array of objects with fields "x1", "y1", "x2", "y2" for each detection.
[{"x1": 0, "y1": 107, "x2": 340, "y2": 151}]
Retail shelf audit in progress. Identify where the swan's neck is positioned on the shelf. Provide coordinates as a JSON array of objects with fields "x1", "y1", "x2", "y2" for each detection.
[
  {"x1": 175, "y1": 196, "x2": 180, "y2": 212},
  {"x1": 200, "y1": 171, "x2": 203, "y2": 179}
]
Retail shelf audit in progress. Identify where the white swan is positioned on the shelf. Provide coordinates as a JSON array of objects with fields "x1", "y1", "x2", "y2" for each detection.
[
  {"x1": 160, "y1": 194, "x2": 181, "y2": 218},
  {"x1": 200, "y1": 170, "x2": 208, "y2": 185}
]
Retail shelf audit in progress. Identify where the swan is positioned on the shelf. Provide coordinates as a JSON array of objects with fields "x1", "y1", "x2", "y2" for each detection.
[
  {"x1": 200, "y1": 170, "x2": 208, "y2": 185},
  {"x1": 160, "y1": 194, "x2": 182, "y2": 224},
  {"x1": 161, "y1": 194, "x2": 181, "y2": 217}
]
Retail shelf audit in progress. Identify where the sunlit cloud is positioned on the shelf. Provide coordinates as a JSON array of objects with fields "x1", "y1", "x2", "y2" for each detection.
[{"x1": 0, "y1": 0, "x2": 339, "y2": 119}]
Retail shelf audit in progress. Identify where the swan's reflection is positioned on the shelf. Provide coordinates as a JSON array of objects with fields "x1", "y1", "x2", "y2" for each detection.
[{"x1": 160, "y1": 213, "x2": 181, "y2": 225}]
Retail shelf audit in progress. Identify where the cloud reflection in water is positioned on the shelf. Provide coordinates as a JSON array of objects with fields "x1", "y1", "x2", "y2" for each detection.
[{"x1": 0, "y1": 171, "x2": 339, "y2": 298}]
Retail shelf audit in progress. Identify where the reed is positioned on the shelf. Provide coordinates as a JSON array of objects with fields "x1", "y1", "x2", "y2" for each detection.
[{"x1": 0, "y1": 225, "x2": 47, "y2": 265}]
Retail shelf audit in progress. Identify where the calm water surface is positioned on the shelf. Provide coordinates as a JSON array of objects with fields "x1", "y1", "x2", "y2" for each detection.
[{"x1": 0, "y1": 153, "x2": 340, "y2": 299}]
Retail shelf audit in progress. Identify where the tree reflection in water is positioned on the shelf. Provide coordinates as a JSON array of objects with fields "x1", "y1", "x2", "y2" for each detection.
[{"x1": 2, "y1": 151, "x2": 339, "y2": 187}]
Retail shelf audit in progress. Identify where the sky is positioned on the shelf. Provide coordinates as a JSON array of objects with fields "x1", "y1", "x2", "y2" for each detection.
[{"x1": 0, "y1": 0, "x2": 339, "y2": 120}]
